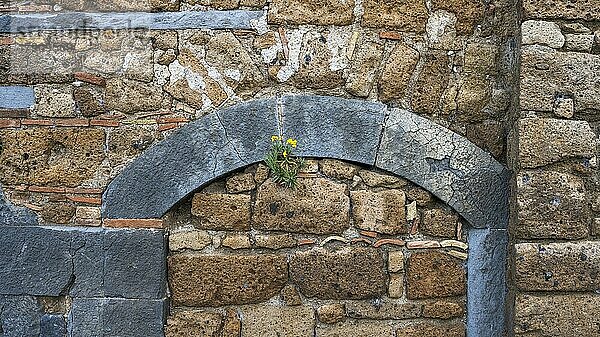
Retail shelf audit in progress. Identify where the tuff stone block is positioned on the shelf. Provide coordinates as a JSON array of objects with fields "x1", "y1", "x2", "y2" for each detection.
[
  {"x1": 105, "y1": 78, "x2": 168, "y2": 113},
  {"x1": 516, "y1": 242, "x2": 600, "y2": 292},
  {"x1": 289, "y1": 247, "x2": 386, "y2": 300},
  {"x1": 430, "y1": 0, "x2": 484, "y2": 34},
  {"x1": 33, "y1": 84, "x2": 75, "y2": 118},
  {"x1": 362, "y1": 0, "x2": 428, "y2": 32},
  {"x1": 316, "y1": 321, "x2": 395, "y2": 337},
  {"x1": 345, "y1": 36, "x2": 384, "y2": 97},
  {"x1": 268, "y1": 0, "x2": 354, "y2": 26},
  {"x1": 168, "y1": 229, "x2": 212, "y2": 251},
  {"x1": 421, "y1": 208, "x2": 458, "y2": 238},
  {"x1": 407, "y1": 250, "x2": 466, "y2": 299},
  {"x1": 168, "y1": 254, "x2": 288, "y2": 306},
  {"x1": 422, "y1": 299, "x2": 464, "y2": 319},
  {"x1": 350, "y1": 189, "x2": 407, "y2": 235},
  {"x1": 191, "y1": 193, "x2": 251, "y2": 231},
  {"x1": 165, "y1": 311, "x2": 223, "y2": 337},
  {"x1": 396, "y1": 323, "x2": 466, "y2": 337},
  {"x1": 240, "y1": 305, "x2": 314, "y2": 337},
  {"x1": 412, "y1": 51, "x2": 450, "y2": 114},
  {"x1": 253, "y1": 178, "x2": 350, "y2": 234},
  {"x1": 345, "y1": 301, "x2": 421, "y2": 320},
  {"x1": 379, "y1": 43, "x2": 419, "y2": 101},
  {"x1": 521, "y1": 20, "x2": 565, "y2": 48},
  {"x1": 523, "y1": 0, "x2": 600, "y2": 20},
  {"x1": 317, "y1": 304, "x2": 346, "y2": 324}
]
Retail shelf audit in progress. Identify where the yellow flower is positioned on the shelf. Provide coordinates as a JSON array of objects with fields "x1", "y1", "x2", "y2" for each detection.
[
  {"x1": 271, "y1": 135, "x2": 280, "y2": 142},
  {"x1": 286, "y1": 138, "x2": 298, "y2": 148},
  {"x1": 283, "y1": 150, "x2": 288, "y2": 158}
]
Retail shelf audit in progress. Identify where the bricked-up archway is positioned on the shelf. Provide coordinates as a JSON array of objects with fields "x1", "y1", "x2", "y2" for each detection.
[{"x1": 103, "y1": 94, "x2": 509, "y2": 336}]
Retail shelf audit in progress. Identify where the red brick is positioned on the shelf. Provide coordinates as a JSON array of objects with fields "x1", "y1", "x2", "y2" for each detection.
[
  {"x1": 158, "y1": 123, "x2": 178, "y2": 132},
  {"x1": 0, "y1": 119, "x2": 20, "y2": 128},
  {"x1": 373, "y1": 238, "x2": 405, "y2": 248},
  {"x1": 21, "y1": 119, "x2": 53, "y2": 126},
  {"x1": 64, "y1": 187, "x2": 104, "y2": 194},
  {"x1": 0, "y1": 37, "x2": 14, "y2": 45},
  {"x1": 104, "y1": 219, "x2": 164, "y2": 229},
  {"x1": 90, "y1": 119, "x2": 120, "y2": 127},
  {"x1": 74, "y1": 72, "x2": 106, "y2": 86},
  {"x1": 54, "y1": 119, "x2": 89, "y2": 127},
  {"x1": 359, "y1": 230, "x2": 378, "y2": 238},
  {"x1": 66, "y1": 195, "x2": 102, "y2": 205},
  {"x1": 379, "y1": 31, "x2": 403, "y2": 40},
  {"x1": 29, "y1": 186, "x2": 66, "y2": 193},
  {"x1": 0, "y1": 109, "x2": 29, "y2": 118},
  {"x1": 297, "y1": 239, "x2": 316, "y2": 246},
  {"x1": 352, "y1": 238, "x2": 373, "y2": 245}
]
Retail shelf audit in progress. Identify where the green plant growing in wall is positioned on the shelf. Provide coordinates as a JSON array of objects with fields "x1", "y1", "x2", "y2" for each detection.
[{"x1": 265, "y1": 135, "x2": 306, "y2": 189}]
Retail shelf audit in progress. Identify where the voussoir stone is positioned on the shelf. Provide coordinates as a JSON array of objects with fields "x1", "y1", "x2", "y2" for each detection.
[
  {"x1": 514, "y1": 294, "x2": 600, "y2": 336},
  {"x1": 518, "y1": 118, "x2": 596, "y2": 168},
  {"x1": 289, "y1": 247, "x2": 386, "y2": 300},
  {"x1": 521, "y1": 20, "x2": 565, "y2": 48},
  {"x1": 515, "y1": 241, "x2": 600, "y2": 292},
  {"x1": 168, "y1": 254, "x2": 288, "y2": 306},
  {"x1": 240, "y1": 305, "x2": 315, "y2": 337},
  {"x1": 253, "y1": 178, "x2": 350, "y2": 234},
  {"x1": 379, "y1": 43, "x2": 419, "y2": 101},
  {"x1": 516, "y1": 170, "x2": 589, "y2": 239},
  {"x1": 362, "y1": 0, "x2": 428, "y2": 32},
  {"x1": 268, "y1": 0, "x2": 354, "y2": 25},
  {"x1": 407, "y1": 250, "x2": 466, "y2": 299},
  {"x1": 191, "y1": 192, "x2": 251, "y2": 231},
  {"x1": 350, "y1": 189, "x2": 407, "y2": 235}
]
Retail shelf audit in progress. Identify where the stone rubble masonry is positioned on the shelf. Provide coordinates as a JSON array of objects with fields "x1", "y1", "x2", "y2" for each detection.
[
  {"x1": 350, "y1": 189, "x2": 407, "y2": 235},
  {"x1": 240, "y1": 305, "x2": 315, "y2": 337},
  {"x1": 406, "y1": 250, "x2": 466, "y2": 299},
  {"x1": 268, "y1": 0, "x2": 354, "y2": 26},
  {"x1": 191, "y1": 192, "x2": 252, "y2": 231}
]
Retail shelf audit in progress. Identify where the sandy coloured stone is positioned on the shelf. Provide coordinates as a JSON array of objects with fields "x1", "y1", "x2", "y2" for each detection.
[
  {"x1": 407, "y1": 250, "x2": 466, "y2": 299},
  {"x1": 268, "y1": 0, "x2": 354, "y2": 26},
  {"x1": 517, "y1": 170, "x2": 589, "y2": 239},
  {"x1": 319, "y1": 159, "x2": 359, "y2": 180},
  {"x1": 191, "y1": 193, "x2": 251, "y2": 231},
  {"x1": 73, "y1": 86, "x2": 106, "y2": 117},
  {"x1": 291, "y1": 30, "x2": 346, "y2": 90},
  {"x1": 431, "y1": 0, "x2": 484, "y2": 34},
  {"x1": 351, "y1": 189, "x2": 407, "y2": 235},
  {"x1": 345, "y1": 37, "x2": 385, "y2": 97},
  {"x1": 317, "y1": 304, "x2": 346, "y2": 324},
  {"x1": 362, "y1": 0, "x2": 428, "y2": 32},
  {"x1": 412, "y1": 51, "x2": 450, "y2": 114},
  {"x1": 169, "y1": 230, "x2": 212, "y2": 251},
  {"x1": 151, "y1": 31, "x2": 178, "y2": 50},
  {"x1": 358, "y1": 170, "x2": 407, "y2": 188},
  {"x1": 41, "y1": 202, "x2": 76, "y2": 224},
  {"x1": 564, "y1": 34, "x2": 594, "y2": 52},
  {"x1": 456, "y1": 73, "x2": 491, "y2": 122},
  {"x1": 515, "y1": 242, "x2": 600, "y2": 292},
  {"x1": 0, "y1": 128, "x2": 105, "y2": 187},
  {"x1": 165, "y1": 311, "x2": 222, "y2": 337},
  {"x1": 34, "y1": 84, "x2": 76, "y2": 118},
  {"x1": 105, "y1": 78, "x2": 168, "y2": 113},
  {"x1": 222, "y1": 309, "x2": 241, "y2": 337},
  {"x1": 464, "y1": 43, "x2": 499, "y2": 74},
  {"x1": 421, "y1": 208, "x2": 458, "y2": 238},
  {"x1": 107, "y1": 126, "x2": 162, "y2": 168},
  {"x1": 554, "y1": 96, "x2": 574, "y2": 118},
  {"x1": 426, "y1": 10, "x2": 458, "y2": 49},
  {"x1": 316, "y1": 321, "x2": 395, "y2": 337},
  {"x1": 254, "y1": 234, "x2": 297, "y2": 249},
  {"x1": 345, "y1": 301, "x2": 421, "y2": 320},
  {"x1": 168, "y1": 254, "x2": 288, "y2": 306},
  {"x1": 514, "y1": 294, "x2": 600, "y2": 336},
  {"x1": 379, "y1": 43, "x2": 419, "y2": 101},
  {"x1": 240, "y1": 305, "x2": 315, "y2": 337},
  {"x1": 465, "y1": 121, "x2": 505, "y2": 158},
  {"x1": 388, "y1": 251, "x2": 405, "y2": 273},
  {"x1": 406, "y1": 188, "x2": 432, "y2": 206},
  {"x1": 396, "y1": 323, "x2": 466, "y2": 337},
  {"x1": 221, "y1": 233, "x2": 251, "y2": 249},
  {"x1": 289, "y1": 247, "x2": 386, "y2": 300},
  {"x1": 225, "y1": 173, "x2": 255, "y2": 193},
  {"x1": 521, "y1": 20, "x2": 565, "y2": 48},
  {"x1": 422, "y1": 299, "x2": 464, "y2": 319},
  {"x1": 388, "y1": 274, "x2": 404, "y2": 298},
  {"x1": 280, "y1": 284, "x2": 303, "y2": 306},
  {"x1": 523, "y1": 0, "x2": 600, "y2": 20},
  {"x1": 253, "y1": 178, "x2": 350, "y2": 234}
]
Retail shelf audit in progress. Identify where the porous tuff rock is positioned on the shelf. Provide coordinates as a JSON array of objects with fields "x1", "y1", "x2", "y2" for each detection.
[
  {"x1": 191, "y1": 192, "x2": 251, "y2": 231},
  {"x1": 350, "y1": 189, "x2": 407, "y2": 235},
  {"x1": 406, "y1": 250, "x2": 466, "y2": 299}
]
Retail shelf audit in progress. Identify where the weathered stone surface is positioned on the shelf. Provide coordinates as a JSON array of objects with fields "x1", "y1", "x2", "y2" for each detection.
[
  {"x1": 108, "y1": 125, "x2": 163, "y2": 168},
  {"x1": 316, "y1": 321, "x2": 395, "y2": 337},
  {"x1": 222, "y1": 309, "x2": 241, "y2": 337},
  {"x1": 412, "y1": 51, "x2": 449, "y2": 114},
  {"x1": 350, "y1": 189, "x2": 407, "y2": 235},
  {"x1": 73, "y1": 86, "x2": 106, "y2": 117},
  {"x1": 280, "y1": 284, "x2": 303, "y2": 306},
  {"x1": 564, "y1": 33, "x2": 595, "y2": 52},
  {"x1": 40, "y1": 314, "x2": 66, "y2": 337},
  {"x1": 515, "y1": 242, "x2": 600, "y2": 292},
  {"x1": 254, "y1": 234, "x2": 296, "y2": 249},
  {"x1": 282, "y1": 95, "x2": 385, "y2": 165},
  {"x1": 165, "y1": 311, "x2": 222, "y2": 337},
  {"x1": 317, "y1": 304, "x2": 346, "y2": 324},
  {"x1": 169, "y1": 229, "x2": 212, "y2": 251},
  {"x1": 426, "y1": 10, "x2": 459, "y2": 49},
  {"x1": 105, "y1": 78, "x2": 168, "y2": 113},
  {"x1": 514, "y1": 294, "x2": 600, "y2": 336},
  {"x1": 291, "y1": 30, "x2": 346, "y2": 90},
  {"x1": 388, "y1": 251, "x2": 405, "y2": 273},
  {"x1": 346, "y1": 301, "x2": 421, "y2": 320},
  {"x1": 268, "y1": 0, "x2": 354, "y2": 25},
  {"x1": 464, "y1": 43, "x2": 498, "y2": 75},
  {"x1": 377, "y1": 108, "x2": 509, "y2": 230},
  {"x1": 456, "y1": 73, "x2": 491, "y2": 122},
  {"x1": 0, "y1": 295, "x2": 42, "y2": 337},
  {"x1": 521, "y1": 20, "x2": 565, "y2": 48},
  {"x1": 191, "y1": 193, "x2": 251, "y2": 231},
  {"x1": 358, "y1": 170, "x2": 407, "y2": 188},
  {"x1": 253, "y1": 178, "x2": 349, "y2": 234},
  {"x1": 379, "y1": 43, "x2": 419, "y2": 101},
  {"x1": 523, "y1": 0, "x2": 600, "y2": 20},
  {"x1": 423, "y1": 299, "x2": 464, "y2": 319},
  {"x1": 225, "y1": 173, "x2": 255, "y2": 193},
  {"x1": 240, "y1": 305, "x2": 315, "y2": 337},
  {"x1": 320, "y1": 159, "x2": 359, "y2": 180},
  {"x1": 431, "y1": 0, "x2": 484, "y2": 34},
  {"x1": 518, "y1": 118, "x2": 596, "y2": 168},
  {"x1": 520, "y1": 45, "x2": 600, "y2": 112},
  {"x1": 221, "y1": 233, "x2": 251, "y2": 249},
  {"x1": 69, "y1": 298, "x2": 165, "y2": 337},
  {"x1": 465, "y1": 121, "x2": 505, "y2": 158},
  {"x1": 346, "y1": 36, "x2": 384, "y2": 97},
  {"x1": 516, "y1": 170, "x2": 589, "y2": 239},
  {"x1": 34, "y1": 84, "x2": 75, "y2": 118},
  {"x1": 407, "y1": 250, "x2": 466, "y2": 299},
  {"x1": 289, "y1": 247, "x2": 386, "y2": 299},
  {"x1": 0, "y1": 128, "x2": 105, "y2": 187},
  {"x1": 388, "y1": 273, "x2": 404, "y2": 298},
  {"x1": 168, "y1": 254, "x2": 288, "y2": 306},
  {"x1": 40, "y1": 202, "x2": 76, "y2": 224},
  {"x1": 362, "y1": 0, "x2": 428, "y2": 32},
  {"x1": 421, "y1": 208, "x2": 458, "y2": 238},
  {"x1": 396, "y1": 323, "x2": 466, "y2": 337}
]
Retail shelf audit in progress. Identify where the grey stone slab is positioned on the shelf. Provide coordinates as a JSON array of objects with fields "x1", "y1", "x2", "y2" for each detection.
[
  {"x1": 103, "y1": 98, "x2": 278, "y2": 219},
  {"x1": 39, "y1": 314, "x2": 66, "y2": 337},
  {"x1": 0, "y1": 10, "x2": 264, "y2": 33},
  {"x1": 0, "y1": 295, "x2": 41, "y2": 337},
  {"x1": 281, "y1": 95, "x2": 386, "y2": 165},
  {"x1": 0, "y1": 86, "x2": 34, "y2": 109},
  {"x1": 69, "y1": 298, "x2": 165, "y2": 337},
  {"x1": 467, "y1": 228, "x2": 508, "y2": 337},
  {"x1": 376, "y1": 108, "x2": 509, "y2": 229},
  {"x1": 0, "y1": 186, "x2": 39, "y2": 226}
]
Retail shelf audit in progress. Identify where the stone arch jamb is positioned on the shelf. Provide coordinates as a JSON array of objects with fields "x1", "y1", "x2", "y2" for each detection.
[{"x1": 103, "y1": 95, "x2": 510, "y2": 337}]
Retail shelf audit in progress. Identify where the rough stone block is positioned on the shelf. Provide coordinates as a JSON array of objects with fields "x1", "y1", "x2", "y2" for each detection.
[
  {"x1": 516, "y1": 241, "x2": 600, "y2": 292},
  {"x1": 240, "y1": 305, "x2": 315, "y2": 337},
  {"x1": 520, "y1": 45, "x2": 600, "y2": 112},
  {"x1": 407, "y1": 250, "x2": 466, "y2": 299},
  {"x1": 254, "y1": 234, "x2": 296, "y2": 249},
  {"x1": 388, "y1": 250, "x2": 405, "y2": 273},
  {"x1": 564, "y1": 33, "x2": 595, "y2": 52},
  {"x1": 268, "y1": 0, "x2": 354, "y2": 25},
  {"x1": 0, "y1": 128, "x2": 105, "y2": 187},
  {"x1": 317, "y1": 304, "x2": 346, "y2": 324},
  {"x1": 396, "y1": 323, "x2": 466, "y2": 337},
  {"x1": 33, "y1": 84, "x2": 75, "y2": 118},
  {"x1": 412, "y1": 51, "x2": 450, "y2": 114},
  {"x1": 516, "y1": 170, "x2": 589, "y2": 239},
  {"x1": 388, "y1": 274, "x2": 404, "y2": 298},
  {"x1": 191, "y1": 193, "x2": 251, "y2": 231},
  {"x1": 168, "y1": 254, "x2": 288, "y2": 306},
  {"x1": 422, "y1": 299, "x2": 464, "y2": 319},
  {"x1": 106, "y1": 78, "x2": 168, "y2": 113},
  {"x1": 107, "y1": 125, "x2": 163, "y2": 168},
  {"x1": 431, "y1": 0, "x2": 484, "y2": 34},
  {"x1": 169, "y1": 229, "x2": 212, "y2": 251},
  {"x1": 345, "y1": 36, "x2": 384, "y2": 97},
  {"x1": 362, "y1": 0, "x2": 428, "y2": 32},
  {"x1": 316, "y1": 321, "x2": 395, "y2": 337},
  {"x1": 421, "y1": 208, "x2": 458, "y2": 238},
  {"x1": 39, "y1": 314, "x2": 66, "y2": 337},
  {"x1": 319, "y1": 159, "x2": 359, "y2": 180},
  {"x1": 225, "y1": 173, "x2": 256, "y2": 193},
  {"x1": 165, "y1": 311, "x2": 223, "y2": 337},
  {"x1": 523, "y1": 0, "x2": 600, "y2": 20},
  {"x1": 345, "y1": 301, "x2": 421, "y2": 320},
  {"x1": 379, "y1": 43, "x2": 419, "y2": 101},
  {"x1": 514, "y1": 294, "x2": 600, "y2": 336},
  {"x1": 253, "y1": 178, "x2": 350, "y2": 234},
  {"x1": 289, "y1": 247, "x2": 386, "y2": 300},
  {"x1": 69, "y1": 298, "x2": 165, "y2": 337},
  {"x1": 350, "y1": 189, "x2": 407, "y2": 235},
  {"x1": 522, "y1": 20, "x2": 565, "y2": 48},
  {"x1": 0, "y1": 187, "x2": 38, "y2": 226},
  {"x1": 0, "y1": 295, "x2": 42, "y2": 337}
]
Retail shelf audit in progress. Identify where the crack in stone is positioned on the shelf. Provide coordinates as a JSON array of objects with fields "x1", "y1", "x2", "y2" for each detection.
[{"x1": 373, "y1": 107, "x2": 390, "y2": 166}]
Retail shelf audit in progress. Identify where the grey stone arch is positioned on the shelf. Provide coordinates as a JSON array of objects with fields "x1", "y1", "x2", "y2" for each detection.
[{"x1": 103, "y1": 94, "x2": 510, "y2": 337}]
